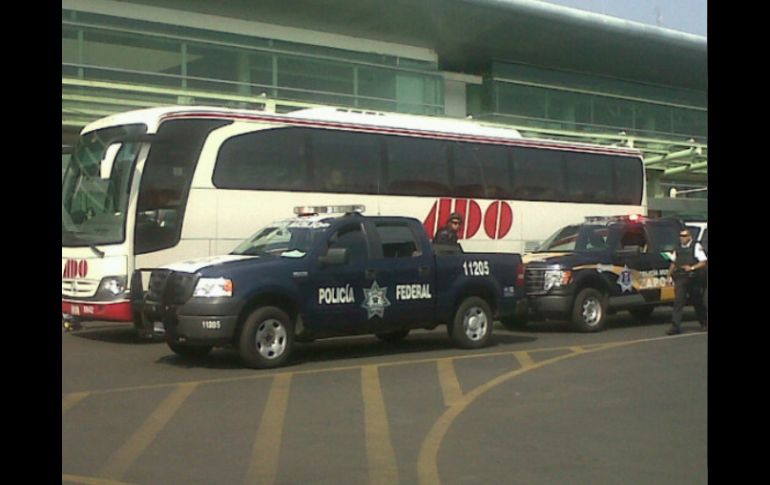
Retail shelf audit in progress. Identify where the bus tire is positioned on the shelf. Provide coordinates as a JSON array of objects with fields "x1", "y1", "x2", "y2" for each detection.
[
  {"x1": 375, "y1": 329, "x2": 410, "y2": 342},
  {"x1": 167, "y1": 341, "x2": 212, "y2": 358},
  {"x1": 571, "y1": 288, "x2": 607, "y2": 332},
  {"x1": 238, "y1": 306, "x2": 294, "y2": 369},
  {"x1": 450, "y1": 296, "x2": 493, "y2": 349}
]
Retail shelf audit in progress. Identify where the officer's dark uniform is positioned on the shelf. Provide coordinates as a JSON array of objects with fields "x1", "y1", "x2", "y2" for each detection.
[
  {"x1": 433, "y1": 213, "x2": 462, "y2": 246},
  {"x1": 668, "y1": 236, "x2": 708, "y2": 334}
]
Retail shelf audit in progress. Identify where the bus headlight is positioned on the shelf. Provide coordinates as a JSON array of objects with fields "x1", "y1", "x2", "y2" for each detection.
[
  {"x1": 98, "y1": 276, "x2": 127, "y2": 296},
  {"x1": 194, "y1": 278, "x2": 233, "y2": 298},
  {"x1": 544, "y1": 269, "x2": 572, "y2": 291}
]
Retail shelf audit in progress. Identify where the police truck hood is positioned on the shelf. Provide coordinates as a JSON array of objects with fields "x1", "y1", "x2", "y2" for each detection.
[{"x1": 161, "y1": 255, "x2": 259, "y2": 273}]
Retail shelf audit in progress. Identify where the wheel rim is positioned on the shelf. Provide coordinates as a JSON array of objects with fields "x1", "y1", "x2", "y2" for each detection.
[
  {"x1": 463, "y1": 306, "x2": 489, "y2": 341},
  {"x1": 582, "y1": 297, "x2": 602, "y2": 327},
  {"x1": 255, "y1": 318, "x2": 288, "y2": 359}
]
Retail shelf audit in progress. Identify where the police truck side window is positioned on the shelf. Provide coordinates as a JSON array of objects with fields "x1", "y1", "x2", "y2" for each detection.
[
  {"x1": 375, "y1": 223, "x2": 421, "y2": 258},
  {"x1": 328, "y1": 224, "x2": 368, "y2": 263}
]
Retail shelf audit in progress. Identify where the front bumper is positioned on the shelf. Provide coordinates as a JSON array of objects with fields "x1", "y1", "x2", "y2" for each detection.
[
  {"x1": 143, "y1": 297, "x2": 244, "y2": 346},
  {"x1": 62, "y1": 299, "x2": 133, "y2": 322},
  {"x1": 526, "y1": 294, "x2": 572, "y2": 317}
]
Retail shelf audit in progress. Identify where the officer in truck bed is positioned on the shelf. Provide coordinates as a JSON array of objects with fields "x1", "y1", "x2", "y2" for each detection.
[{"x1": 666, "y1": 228, "x2": 708, "y2": 335}]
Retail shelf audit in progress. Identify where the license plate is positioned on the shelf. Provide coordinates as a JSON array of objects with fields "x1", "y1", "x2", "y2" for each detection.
[
  {"x1": 70, "y1": 305, "x2": 80, "y2": 316},
  {"x1": 153, "y1": 321, "x2": 165, "y2": 333}
]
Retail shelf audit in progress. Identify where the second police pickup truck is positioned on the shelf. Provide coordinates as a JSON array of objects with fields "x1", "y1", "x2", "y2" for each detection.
[
  {"x1": 504, "y1": 214, "x2": 685, "y2": 332},
  {"x1": 143, "y1": 206, "x2": 525, "y2": 368}
]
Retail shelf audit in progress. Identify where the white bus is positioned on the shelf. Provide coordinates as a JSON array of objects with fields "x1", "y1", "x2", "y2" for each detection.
[{"x1": 62, "y1": 105, "x2": 646, "y2": 332}]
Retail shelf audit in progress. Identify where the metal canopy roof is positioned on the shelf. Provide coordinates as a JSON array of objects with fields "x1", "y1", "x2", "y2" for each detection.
[{"x1": 134, "y1": 0, "x2": 707, "y2": 91}]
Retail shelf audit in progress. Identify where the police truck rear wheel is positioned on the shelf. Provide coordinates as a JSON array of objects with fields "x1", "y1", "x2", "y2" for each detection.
[
  {"x1": 571, "y1": 288, "x2": 607, "y2": 332},
  {"x1": 450, "y1": 297, "x2": 493, "y2": 349},
  {"x1": 239, "y1": 306, "x2": 294, "y2": 369}
]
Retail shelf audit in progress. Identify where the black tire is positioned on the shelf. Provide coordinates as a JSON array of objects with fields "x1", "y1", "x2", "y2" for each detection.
[
  {"x1": 449, "y1": 297, "x2": 493, "y2": 349},
  {"x1": 167, "y1": 341, "x2": 213, "y2": 358},
  {"x1": 571, "y1": 288, "x2": 608, "y2": 332},
  {"x1": 375, "y1": 329, "x2": 410, "y2": 342},
  {"x1": 238, "y1": 306, "x2": 294, "y2": 369},
  {"x1": 629, "y1": 306, "x2": 655, "y2": 321}
]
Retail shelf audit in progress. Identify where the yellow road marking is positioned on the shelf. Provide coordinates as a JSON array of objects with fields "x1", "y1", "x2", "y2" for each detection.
[
  {"x1": 63, "y1": 392, "x2": 89, "y2": 415},
  {"x1": 243, "y1": 373, "x2": 292, "y2": 485},
  {"x1": 61, "y1": 474, "x2": 135, "y2": 485},
  {"x1": 416, "y1": 335, "x2": 695, "y2": 485},
  {"x1": 436, "y1": 359, "x2": 463, "y2": 407},
  {"x1": 61, "y1": 474, "x2": 136, "y2": 485},
  {"x1": 512, "y1": 351, "x2": 534, "y2": 368},
  {"x1": 361, "y1": 365, "x2": 400, "y2": 485},
  {"x1": 70, "y1": 335, "x2": 704, "y2": 397},
  {"x1": 98, "y1": 383, "x2": 197, "y2": 480}
]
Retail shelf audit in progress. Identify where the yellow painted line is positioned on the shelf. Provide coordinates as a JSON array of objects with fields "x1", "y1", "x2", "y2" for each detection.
[
  {"x1": 62, "y1": 474, "x2": 135, "y2": 485},
  {"x1": 98, "y1": 383, "x2": 198, "y2": 480},
  {"x1": 243, "y1": 373, "x2": 292, "y2": 485},
  {"x1": 72, "y1": 335, "x2": 705, "y2": 397},
  {"x1": 361, "y1": 365, "x2": 400, "y2": 485},
  {"x1": 417, "y1": 334, "x2": 699, "y2": 485},
  {"x1": 512, "y1": 351, "x2": 535, "y2": 368},
  {"x1": 569, "y1": 346, "x2": 586, "y2": 353},
  {"x1": 436, "y1": 359, "x2": 463, "y2": 407},
  {"x1": 62, "y1": 392, "x2": 89, "y2": 415}
]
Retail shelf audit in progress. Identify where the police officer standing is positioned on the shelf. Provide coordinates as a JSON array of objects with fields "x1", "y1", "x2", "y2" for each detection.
[
  {"x1": 433, "y1": 212, "x2": 463, "y2": 246},
  {"x1": 666, "y1": 228, "x2": 708, "y2": 335}
]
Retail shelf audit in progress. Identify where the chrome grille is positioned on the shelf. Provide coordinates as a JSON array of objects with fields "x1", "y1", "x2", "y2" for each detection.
[
  {"x1": 61, "y1": 279, "x2": 99, "y2": 298},
  {"x1": 525, "y1": 268, "x2": 547, "y2": 295}
]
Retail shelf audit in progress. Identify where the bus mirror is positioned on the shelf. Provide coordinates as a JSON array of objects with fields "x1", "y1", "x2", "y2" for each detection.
[{"x1": 100, "y1": 143, "x2": 121, "y2": 179}]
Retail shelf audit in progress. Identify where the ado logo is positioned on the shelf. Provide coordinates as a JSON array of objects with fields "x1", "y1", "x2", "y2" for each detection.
[
  {"x1": 422, "y1": 198, "x2": 513, "y2": 240},
  {"x1": 62, "y1": 259, "x2": 88, "y2": 279}
]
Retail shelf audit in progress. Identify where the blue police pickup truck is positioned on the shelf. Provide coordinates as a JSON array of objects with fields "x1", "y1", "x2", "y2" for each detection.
[
  {"x1": 143, "y1": 206, "x2": 525, "y2": 368},
  {"x1": 506, "y1": 215, "x2": 685, "y2": 333}
]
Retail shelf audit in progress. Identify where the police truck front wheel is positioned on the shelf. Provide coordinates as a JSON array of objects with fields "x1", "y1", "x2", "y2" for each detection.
[
  {"x1": 571, "y1": 288, "x2": 607, "y2": 332},
  {"x1": 239, "y1": 306, "x2": 294, "y2": 369},
  {"x1": 450, "y1": 297, "x2": 493, "y2": 349}
]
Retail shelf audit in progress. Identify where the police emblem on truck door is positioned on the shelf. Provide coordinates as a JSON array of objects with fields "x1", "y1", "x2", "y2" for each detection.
[{"x1": 362, "y1": 281, "x2": 391, "y2": 319}]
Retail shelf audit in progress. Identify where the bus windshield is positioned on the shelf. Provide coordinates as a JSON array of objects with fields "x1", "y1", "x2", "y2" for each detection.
[
  {"x1": 231, "y1": 220, "x2": 330, "y2": 258},
  {"x1": 62, "y1": 124, "x2": 147, "y2": 246}
]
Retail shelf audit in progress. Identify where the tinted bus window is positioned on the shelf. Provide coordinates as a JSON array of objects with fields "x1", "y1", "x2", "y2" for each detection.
[
  {"x1": 453, "y1": 143, "x2": 512, "y2": 199},
  {"x1": 614, "y1": 156, "x2": 644, "y2": 205},
  {"x1": 510, "y1": 147, "x2": 565, "y2": 201},
  {"x1": 384, "y1": 136, "x2": 451, "y2": 196},
  {"x1": 564, "y1": 152, "x2": 615, "y2": 204},
  {"x1": 136, "y1": 119, "x2": 230, "y2": 254},
  {"x1": 214, "y1": 128, "x2": 309, "y2": 191},
  {"x1": 309, "y1": 130, "x2": 381, "y2": 194}
]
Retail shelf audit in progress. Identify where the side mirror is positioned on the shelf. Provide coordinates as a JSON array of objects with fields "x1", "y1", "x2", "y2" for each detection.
[
  {"x1": 100, "y1": 143, "x2": 121, "y2": 179},
  {"x1": 318, "y1": 247, "x2": 348, "y2": 266},
  {"x1": 616, "y1": 246, "x2": 641, "y2": 257}
]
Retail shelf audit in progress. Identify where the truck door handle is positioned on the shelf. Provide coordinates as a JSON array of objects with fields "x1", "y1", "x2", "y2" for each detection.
[
  {"x1": 366, "y1": 268, "x2": 377, "y2": 279},
  {"x1": 418, "y1": 265, "x2": 430, "y2": 276}
]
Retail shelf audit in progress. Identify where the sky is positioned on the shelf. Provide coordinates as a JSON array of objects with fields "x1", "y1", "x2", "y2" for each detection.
[{"x1": 540, "y1": 0, "x2": 707, "y2": 36}]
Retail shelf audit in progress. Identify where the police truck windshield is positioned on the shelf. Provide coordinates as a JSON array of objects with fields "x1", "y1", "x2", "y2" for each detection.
[
  {"x1": 61, "y1": 124, "x2": 147, "y2": 246},
  {"x1": 230, "y1": 220, "x2": 329, "y2": 258},
  {"x1": 535, "y1": 225, "x2": 610, "y2": 252}
]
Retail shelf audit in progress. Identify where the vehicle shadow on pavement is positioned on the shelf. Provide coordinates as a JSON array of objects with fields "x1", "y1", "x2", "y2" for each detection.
[
  {"x1": 508, "y1": 307, "x2": 702, "y2": 334},
  {"x1": 66, "y1": 324, "x2": 162, "y2": 345},
  {"x1": 153, "y1": 331, "x2": 538, "y2": 370}
]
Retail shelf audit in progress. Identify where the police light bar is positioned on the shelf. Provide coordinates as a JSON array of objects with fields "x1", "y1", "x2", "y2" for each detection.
[
  {"x1": 584, "y1": 214, "x2": 646, "y2": 224},
  {"x1": 293, "y1": 205, "x2": 366, "y2": 216}
]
